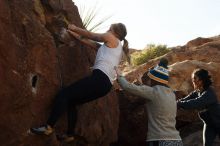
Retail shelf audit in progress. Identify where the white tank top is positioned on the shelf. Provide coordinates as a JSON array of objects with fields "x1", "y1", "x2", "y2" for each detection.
[{"x1": 93, "y1": 40, "x2": 123, "y2": 84}]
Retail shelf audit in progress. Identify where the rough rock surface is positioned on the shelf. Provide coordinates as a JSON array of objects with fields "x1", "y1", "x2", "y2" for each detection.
[
  {"x1": 0, "y1": 1, "x2": 118, "y2": 146},
  {"x1": 112, "y1": 90, "x2": 147, "y2": 146}
]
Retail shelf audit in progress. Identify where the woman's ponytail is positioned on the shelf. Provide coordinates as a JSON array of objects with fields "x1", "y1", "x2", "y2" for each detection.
[
  {"x1": 111, "y1": 23, "x2": 130, "y2": 64},
  {"x1": 122, "y1": 38, "x2": 130, "y2": 64}
]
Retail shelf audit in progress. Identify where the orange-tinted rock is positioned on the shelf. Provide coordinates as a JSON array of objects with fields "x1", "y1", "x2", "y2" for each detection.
[
  {"x1": 186, "y1": 37, "x2": 213, "y2": 48},
  {"x1": 169, "y1": 60, "x2": 220, "y2": 98},
  {"x1": 0, "y1": 0, "x2": 118, "y2": 146},
  {"x1": 113, "y1": 90, "x2": 147, "y2": 146},
  {"x1": 125, "y1": 37, "x2": 220, "y2": 81}
]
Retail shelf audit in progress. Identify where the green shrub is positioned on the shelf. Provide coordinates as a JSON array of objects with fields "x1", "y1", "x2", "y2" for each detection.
[{"x1": 131, "y1": 44, "x2": 170, "y2": 66}]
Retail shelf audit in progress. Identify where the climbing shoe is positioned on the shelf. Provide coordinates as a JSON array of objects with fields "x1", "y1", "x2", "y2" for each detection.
[
  {"x1": 56, "y1": 134, "x2": 75, "y2": 143},
  {"x1": 29, "y1": 125, "x2": 53, "y2": 136}
]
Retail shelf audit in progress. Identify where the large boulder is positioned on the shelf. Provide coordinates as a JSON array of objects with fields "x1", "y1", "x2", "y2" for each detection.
[
  {"x1": 124, "y1": 37, "x2": 220, "y2": 81},
  {"x1": 0, "y1": 0, "x2": 119, "y2": 146},
  {"x1": 169, "y1": 60, "x2": 220, "y2": 97},
  {"x1": 112, "y1": 90, "x2": 147, "y2": 146}
]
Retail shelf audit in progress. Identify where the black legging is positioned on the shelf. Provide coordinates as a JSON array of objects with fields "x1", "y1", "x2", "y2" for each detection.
[
  {"x1": 146, "y1": 140, "x2": 183, "y2": 146},
  {"x1": 203, "y1": 124, "x2": 220, "y2": 146},
  {"x1": 47, "y1": 69, "x2": 112, "y2": 135}
]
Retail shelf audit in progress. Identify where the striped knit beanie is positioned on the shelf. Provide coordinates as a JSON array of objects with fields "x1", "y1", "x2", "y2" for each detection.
[{"x1": 147, "y1": 58, "x2": 169, "y2": 84}]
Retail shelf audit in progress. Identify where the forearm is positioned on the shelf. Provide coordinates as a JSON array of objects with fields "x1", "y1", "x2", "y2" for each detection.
[
  {"x1": 81, "y1": 39, "x2": 101, "y2": 49},
  {"x1": 177, "y1": 100, "x2": 199, "y2": 109},
  {"x1": 76, "y1": 36, "x2": 100, "y2": 49},
  {"x1": 72, "y1": 27, "x2": 91, "y2": 38},
  {"x1": 69, "y1": 27, "x2": 101, "y2": 41},
  {"x1": 118, "y1": 76, "x2": 133, "y2": 91},
  {"x1": 67, "y1": 30, "x2": 100, "y2": 49},
  {"x1": 178, "y1": 91, "x2": 197, "y2": 102},
  {"x1": 68, "y1": 24, "x2": 110, "y2": 43},
  {"x1": 177, "y1": 90, "x2": 215, "y2": 110},
  {"x1": 118, "y1": 76, "x2": 154, "y2": 100}
]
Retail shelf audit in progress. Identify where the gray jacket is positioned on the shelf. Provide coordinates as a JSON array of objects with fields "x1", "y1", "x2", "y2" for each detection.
[{"x1": 118, "y1": 76, "x2": 181, "y2": 141}]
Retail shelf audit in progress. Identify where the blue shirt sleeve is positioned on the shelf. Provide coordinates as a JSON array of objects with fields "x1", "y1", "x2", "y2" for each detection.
[{"x1": 177, "y1": 88, "x2": 217, "y2": 110}]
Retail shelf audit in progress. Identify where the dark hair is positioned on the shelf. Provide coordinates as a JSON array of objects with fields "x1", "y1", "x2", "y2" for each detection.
[
  {"x1": 158, "y1": 58, "x2": 168, "y2": 69},
  {"x1": 193, "y1": 68, "x2": 212, "y2": 90},
  {"x1": 141, "y1": 72, "x2": 149, "y2": 85}
]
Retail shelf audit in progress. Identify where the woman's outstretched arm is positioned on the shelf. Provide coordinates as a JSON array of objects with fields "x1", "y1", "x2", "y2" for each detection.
[
  {"x1": 67, "y1": 30, "x2": 101, "y2": 49},
  {"x1": 115, "y1": 67, "x2": 154, "y2": 100},
  {"x1": 68, "y1": 24, "x2": 110, "y2": 43}
]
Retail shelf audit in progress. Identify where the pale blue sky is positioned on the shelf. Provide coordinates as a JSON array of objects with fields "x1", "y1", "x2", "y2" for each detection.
[{"x1": 74, "y1": 0, "x2": 220, "y2": 49}]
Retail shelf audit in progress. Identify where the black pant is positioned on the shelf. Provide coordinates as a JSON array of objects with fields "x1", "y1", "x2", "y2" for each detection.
[
  {"x1": 47, "y1": 69, "x2": 112, "y2": 135},
  {"x1": 147, "y1": 141, "x2": 159, "y2": 146},
  {"x1": 146, "y1": 140, "x2": 183, "y2": 146},
  {"x1": 203, "y1": 124, "x2": 220, "y2": 146}
]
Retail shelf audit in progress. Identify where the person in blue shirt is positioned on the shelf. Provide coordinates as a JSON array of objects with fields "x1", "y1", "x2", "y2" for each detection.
[{"x1": 177, "y1": 68, "x2": 220, "y2": 146}]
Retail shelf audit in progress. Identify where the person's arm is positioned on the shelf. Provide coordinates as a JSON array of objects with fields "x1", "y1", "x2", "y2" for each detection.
[
  {"x1": 115, "y1": 67, "x2": 154, "y2": 100},
  {"x1": 178, "y1": 90, "x2": 198, "y2": 102},
  {"x1": 117, "y1": 76, "x2": 154, "y2": 100},
  {"x1": 67, "y1": 30, "x2": 101, "y2": 49},
  {"x1": 177, "y1": 89, "x2": 217, "y2": 110},
  {"x1": 68, "y1": 24, "x2": 110, "y2": 43}
]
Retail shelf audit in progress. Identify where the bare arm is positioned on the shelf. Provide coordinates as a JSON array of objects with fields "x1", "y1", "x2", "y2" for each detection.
[
  {"x1": 67, "y1": 30, "x2": 101, "y2": 49},
  {"x1": 68, "y1": 24, "x2": 110, "y2": 43}
]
